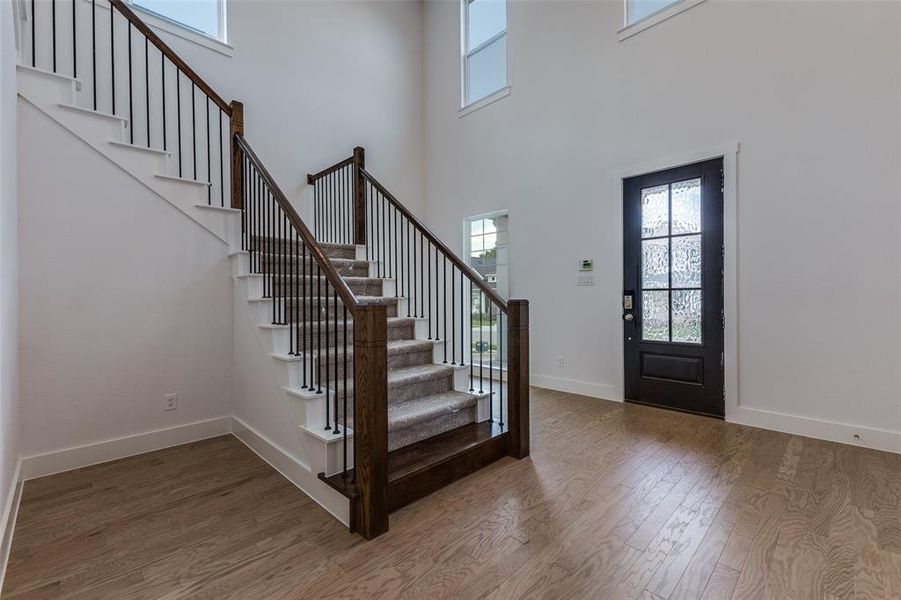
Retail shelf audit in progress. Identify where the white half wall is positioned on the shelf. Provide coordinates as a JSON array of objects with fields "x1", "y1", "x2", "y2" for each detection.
[
  {"x1": 422, "y1": 0, "x2": 901, "y2": 450},
  {"x1": 0, "y1": 0, "x2": 22, "y2": 583},
  {"x1": 17, "y1": 101, "x2": 233, "y2": 459}
]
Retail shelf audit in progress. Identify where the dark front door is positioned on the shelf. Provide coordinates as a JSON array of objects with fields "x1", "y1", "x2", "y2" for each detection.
[{"x1": 623, "y1": 158, "x2": 724, "y2": 417}]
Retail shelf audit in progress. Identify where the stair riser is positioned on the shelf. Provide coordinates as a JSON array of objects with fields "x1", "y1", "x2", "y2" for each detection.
[
  {"x1": 268, "y1": 320, "x2": 416, "y2": 355},
  {"x1": 17, "y1": 67, "x2": 77, "y2": 105},
  {"x1": 251, "y1": 240, "x2": 356, "y2": 259},
  {"x1": 257, "y1": 257, "x2": 370, "y2": 277},
  {"x1": 264, "y1": 277, "x2": 383, "y2": 297},
  {"x1": 318, "y1": 348, "x2": 434, "y2": 383},
  {"x1": 390, "y1": 373, "x2": 455, "y2": 405}
]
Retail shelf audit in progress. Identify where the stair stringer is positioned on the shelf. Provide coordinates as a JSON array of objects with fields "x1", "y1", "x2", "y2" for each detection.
[
  {"x1": 16, "y1": 65, "x2": 239, "y2": 249},
  {"x1": 229, "y1": 251, "x2": 353, "y2": 526}
]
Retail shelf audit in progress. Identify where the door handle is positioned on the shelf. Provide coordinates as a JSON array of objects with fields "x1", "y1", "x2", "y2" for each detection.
[{"x1": 623, "y1": 313, "x2": 634, "y2": 322}]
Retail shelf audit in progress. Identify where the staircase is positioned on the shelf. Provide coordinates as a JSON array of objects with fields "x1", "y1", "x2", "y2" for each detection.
[{"x1": 18, "y1": 0, "x2": 530, "y2": 540}]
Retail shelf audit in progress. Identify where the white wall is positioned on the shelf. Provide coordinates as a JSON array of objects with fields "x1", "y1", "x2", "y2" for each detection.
[
  {"x1": 0, "y1": 0, "x2": 21, "y2": 564},
  {"x1": 152, "y1": 0, "x2": 425, "y2": 216},
  {"x1": 17, "y1": 102, "x2": 233, "y2": 461},
  {"x1": 422, "y1": 0, "x2": 901, "y2": 449}
]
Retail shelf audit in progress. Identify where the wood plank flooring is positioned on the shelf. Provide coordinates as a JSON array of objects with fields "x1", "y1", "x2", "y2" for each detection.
[{"x1": 5, "y1": 387, "x2": 901, "y2": 599}]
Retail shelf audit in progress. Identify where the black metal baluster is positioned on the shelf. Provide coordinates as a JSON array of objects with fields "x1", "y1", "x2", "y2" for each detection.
[
  {"x1": 324, "y1": 279, "x2": 330, "y2": 425},
  {"x1": 343, "y1": 302, "x2": 349, "y2": 477},
  {"x1": 161, "y1": 54, "x2": 166, "y2": 150},
  {"x1": 109, "y1": 2, "x2": 114, "y2": 113},
  {"x1": 144, "y1": 37, "x2": 149, "y2": 146},
  {"x1": 206, "y1": 99, "x2": 211, "y2": 205},
  {"x1": 489, "y1": 302, "x2": 494, "y2": 421},
  {"x1": 91, "y1": 0, "x2": 96, "y2": 108},
  {"x1": 443, "y1": 255, "x2": 448, "y2": 363},
  {"x1": 333, "y1": 288, "x2": 340, "y2": 434},
  {"x1": 380, "y1": 190, "x2": 386, "y2": 278},
  {"x1": 52, "y1": 0, "x2": 56, "y2": 72},
  {"x1": 460, "y1": 270, "x2": 465, "y2": 367},
  {"x1": 499, "y1": 311, "x2": 504, "y2": 428},
  {"x1": 127, "y1": 23, "x2": 132, "y2": 143},
  {"x1": 405, "y1": 220, "x2": 410, "y2": 315},
  {"x1": 31, "y1": 0, "x2": 36, "y2": 68},
  {"x1": 72, "y1": 0, "x2": 76, "y2": 76},
  {"x1": 427, "y1": 241, "x2": 432, "y2": 339},
  {"x1": 317, "y1": 253, "x2": 323, "y2": 395},
  {"x1": 309, "y1": 250, "x2": 315, "y2": 388},
  {"x1": 218, "y1": 110, "x2": 224, "y2": 206},
  {"x1": 191, "y1": 83, "x2": 196, "y2": 179},
  {"x1": 451, "y1": 266, "x2": 456, "y2": 365},
  {"x1": 470, "y1": 282, "x2": 474, "y2": 391},
  {"x1": 479, "y1": 291, "x2": 484, "y2": 393},
  {"x1": 393, "y1": 206, "x2": 399, "y2": 293},
  {"x1": 176, "y1": 70, "x2": 182, "y2": 176},
  {"x1": 418, "y1": 231, "x2": 423, "y2": 318}
]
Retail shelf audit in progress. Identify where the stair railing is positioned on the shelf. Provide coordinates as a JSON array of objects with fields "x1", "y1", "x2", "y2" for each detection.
[
  {"x1": 309, "y1": 151, "x2": 531, "y2": 461},
  {"x1": 237, "y1": 136, "x2": 389, "y2": 539},
  {"x1": 22, "y1": 0, "x2": 391, "y2": 539},
  {"x1": 22, "y1": 0, "x2": 238, "y2": 207}
]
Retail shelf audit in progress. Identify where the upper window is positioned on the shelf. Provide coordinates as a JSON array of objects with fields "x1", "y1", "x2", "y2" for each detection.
[
  {"x1": 131, "y1": 0, "x2": 225, "y2": 42},
  {"x1": 626, "y1": 0, "x2": 680, "y2": 25},
  {"x1": 462, "y1": 0, "x2": 507, "y2": 108}
]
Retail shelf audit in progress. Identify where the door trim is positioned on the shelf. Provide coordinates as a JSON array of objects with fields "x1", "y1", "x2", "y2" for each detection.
[{"x1": 615, "y1": 141, "x2": 739, "y2": 421}]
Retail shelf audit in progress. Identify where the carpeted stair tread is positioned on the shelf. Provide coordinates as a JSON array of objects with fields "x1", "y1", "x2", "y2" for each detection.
[
  {"x1": 313, "y1": 338, "x2": 432, "y2": 361},
  {"x1": 387, "y1": 391, "x2": 478, "y2": 431}
]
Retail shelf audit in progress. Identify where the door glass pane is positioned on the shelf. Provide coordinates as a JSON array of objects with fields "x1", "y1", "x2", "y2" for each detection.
[
  {"x1": 671, "y1": 178, "x2": 701, "y2": 235},
  {"x1": 642, "y1": 290, "x2": 669, "y2": 341},
  {"x1": 641, "y1": 185, "x2": 669, "y2": 238},
  {"x1": 671, "y1": 235, "x2": 701, "y2": 288},
  {"x1": 642, "y1": 238, "x2": 669, "y2": 289},
  {"x1": 672, "y1": 289, "x2": 702, "y2": 343}
]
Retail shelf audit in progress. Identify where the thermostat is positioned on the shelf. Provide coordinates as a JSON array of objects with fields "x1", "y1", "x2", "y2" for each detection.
[{"x1": 580, "y1": 259, "x2": 593, "y2": 272}]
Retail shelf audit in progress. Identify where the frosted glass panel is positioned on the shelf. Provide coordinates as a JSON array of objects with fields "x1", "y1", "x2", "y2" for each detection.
[
  {"x1": 466, "y1": 35, "x2": 507, "y2": 105},
  {"x1": 629, "y1": 0, "x2": 679, "y2": 24},
  {"x1": 468, "y1": 0, "x2": 507, "y2": 50},
  {"x1": 671, "y1": 235, "x2": 701, "y2": 288},
  {"x1": 672, "y1": 289, "x2": 702, "y2": 343},
  {"x1": 642, "y1": 291, "x2": 669, "y2": 341},
  {"x1": 671, "y1": 178, "x2": 701, "y2": 235},
  {"x1": 642, "y1": 238, "x2": 669, "y2": 289},
  {"x1": 641, "y1": 185, "x2": 668, "y2": 238}
]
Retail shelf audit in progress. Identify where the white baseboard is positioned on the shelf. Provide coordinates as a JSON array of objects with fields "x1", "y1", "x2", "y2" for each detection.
[
  {"x1": 20, "y1": 416, "x2": 232, "y2": 481},
  {"x1": 229, "y1": 416, "x2": 350, "y2": 526},
  {"x1": 0, "y1": 459, "x2": 23, "y2": 594},
  {"x1": 530, "y1": 373, "x2": 619, "y2": 401},
  {"x1": 731, "y1": 406, "x2": 901, "y2": 455}
]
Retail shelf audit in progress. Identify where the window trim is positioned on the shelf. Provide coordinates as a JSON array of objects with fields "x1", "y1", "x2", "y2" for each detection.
[
  {"x1": 460, "y1": 0, "x2": 509, "y2": 113},
  {"x1": 126, "y1": 0, "x2": 232, "y2": 56},
  {"x1": 618, "y1": 0, "x2": 706, "y2": 42}
]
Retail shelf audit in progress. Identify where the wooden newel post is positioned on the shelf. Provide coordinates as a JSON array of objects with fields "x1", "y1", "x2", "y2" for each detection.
[
  {"x1": 507, "y1": 299, "x2": 530, "y2": 459},
  {"x1": 353, "y1": 303, "x2": 389, "y2": 539},
  {"x1": 230, "y1": 101, "x2": 245, "y2": 210},
  {"x1": 352, "y1": 146, "x2": 366, "y2": 246}
]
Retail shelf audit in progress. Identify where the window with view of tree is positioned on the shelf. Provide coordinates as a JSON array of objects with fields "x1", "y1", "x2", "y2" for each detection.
[
  {"x1": 467, "y1": 214, "x2": 508, "y2": 371},
  {"x1": 462, "y1": 0, "x2": 507, "y2": 107},
  {"x1": 131, "y1": 0, "x2": 225, "y2": 41}
]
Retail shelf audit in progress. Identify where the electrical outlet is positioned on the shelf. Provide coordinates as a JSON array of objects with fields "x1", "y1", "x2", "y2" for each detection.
[
  {"x1": 164, "y1": 393, "x2": 177, "y2": 411},
  {"x1": 556, "y1": 355, "x2": 564, "y2": 367}
]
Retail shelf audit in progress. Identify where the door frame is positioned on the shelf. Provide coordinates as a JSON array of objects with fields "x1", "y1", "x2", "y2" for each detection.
[{"x1": 615, "y1": 141, "x2": 740, "y2": 421}]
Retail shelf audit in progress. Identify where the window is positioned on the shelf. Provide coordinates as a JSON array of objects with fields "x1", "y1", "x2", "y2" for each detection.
[
  {"x1": 461, "y1": 0, "x2": 508, "y2": 109},
  {"x1": 626, "y1": 0, "x2": 680, "y2": 25},
  {"x1": 467, "y1": 213, "x2": 509, "y2": 369},
  {"x1": 131, "y1": 0, "x2": 225, "y2": 42}
]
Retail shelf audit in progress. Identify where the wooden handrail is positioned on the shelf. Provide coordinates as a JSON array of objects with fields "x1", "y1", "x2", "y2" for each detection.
[
  {"x1": 360, "y1": 169, "x2": 509, "y2": 313},
  {"x1": 235, "y1": 134, "x2": 361, "y2": 312},
  {"x1": 307, "y1": 156, "x2": 354, "y2": 184},
  {"x1": 109, "y1": 0, "x2": 232, "y2": 115}
]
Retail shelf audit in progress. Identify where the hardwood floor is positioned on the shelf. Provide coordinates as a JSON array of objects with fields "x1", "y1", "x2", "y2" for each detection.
[{"x1": 5, "y1": 387, "x2": 901, "y2": 599}]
